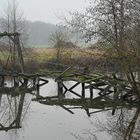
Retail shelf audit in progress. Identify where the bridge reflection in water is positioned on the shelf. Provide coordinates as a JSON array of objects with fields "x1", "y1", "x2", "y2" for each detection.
[
  {"x1": 0, "y1": 76, "x2": 47, "y2": 132},
  {"x1": 0, "y1": 77, "x2": 139, "y2": 140},
  {"x1": 33, "y1": 74, "x2": 139, "y2": 117}
]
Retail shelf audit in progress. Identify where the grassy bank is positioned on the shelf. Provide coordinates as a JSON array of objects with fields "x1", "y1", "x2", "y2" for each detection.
[
  {"x1": 23, "y1": 47, "x2": 121, "y2": 73},
  {"x1": 0, "y1": 46, "x2": 139, "y2": 74}
]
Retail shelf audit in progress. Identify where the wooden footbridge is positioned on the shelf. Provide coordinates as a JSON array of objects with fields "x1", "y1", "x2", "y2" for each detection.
[
  {"x1": 54, "y1": 69, "x2": 139, "y2": 102},
  {"x1": 33, "y1": 69, "x2": 140, "y2": 117}
]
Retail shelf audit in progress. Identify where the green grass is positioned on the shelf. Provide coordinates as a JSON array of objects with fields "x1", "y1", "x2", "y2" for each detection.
[{"x1": 29, "y1": 45, "x2": 52, "y2": 48}]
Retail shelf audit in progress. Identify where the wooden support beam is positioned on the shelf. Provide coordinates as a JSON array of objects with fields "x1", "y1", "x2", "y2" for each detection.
[
  {"x1": 35, "y1": 77, "x2": 40, "y2": 98},
  {"x1": 13, "y1": 77, "x2": 19, "y2": 87},
  {"x1": 23, "y1": 78, "x2": 28, "y2": 85},
  {"x1": 62, "y1": 83, "x2": 68, "y2": 95},
  {"x1": 38, "y1": 98, "x2": 138, "y2": 109},
  {"x1": 56, "y1": 66, "x2": 72, "y2": 81},
  {"x1": 89, "y1": 108, "x2": 112, "y2": 114},
  {"x1": 90, "y1": 87, "x2": 93, "y2": 99},
  {"x1": 98, "y1": 85, "x2": 112, "y2": 96},
  {"x1": 60, "y1": 105, "x2": 74, "y2": 114},
  {"x1": 85, "y1": 108, "x2": 90, "y2": 117},
  {"x1": 36, "y1": 78, "x2": 48, "y2": 87},
  {"x1": 0, "y1": 32, "x2": 20, "y2": 36},
  {"x1": 58, "y1": 80, "x2": 64, "y2": 98},
  {"x1": 60, "y1": 82, "x2": 81, "y2": 98},
  {"x1": 0, "y1": 76, "x2": 5, "y2": 86},
  {"x1": 39, "y1": 78, "x2": 48, "y2": 83},
  {"x1": 15, "y1": 35, "x2": 25, "y2": 73},
  {"x1": 16, "y1": 93, "x2": 25, "y2": 126},
  {"x1": 68, "y1": 82, "x2": 80, "y2": 91},
  {"x1": 69, "y1": 90, "x2": 82, "y2": 98},
  {"x1": 81, "y1": 83, "x2": 85, "y2": 98}
]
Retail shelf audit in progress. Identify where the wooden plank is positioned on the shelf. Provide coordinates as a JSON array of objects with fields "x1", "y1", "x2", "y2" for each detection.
[
  {"x1": 0, "y1": 32, "x2": 20, "y2": 36},
  {"x1": 56, "y1": 66, "x2": 72, "y2": 80},
  {"x1": 81, "y1": 83, "x2": 85, "y2": 98},
  {"x1": 69, "y1": 90, "x2": 82, "y2": 98},
  {"x1": 60, "y1": 105, "x2": 74, "y2": 114},
  {"x1": 38, "y1": 98, "x2": 138, "y2": 109},
  {"x1": 90, "y1": 87, "x2": 93, "y2": 99},
  {"x1": 98, "y1": 85, "x2": 112, "y2": 96},
  {"x1": 68, "y1": 82, "x2": 80, "y2": 91}
]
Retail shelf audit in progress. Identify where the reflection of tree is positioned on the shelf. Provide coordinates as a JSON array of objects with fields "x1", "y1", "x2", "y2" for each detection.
[
  {"x1": 0, "y1": 81, "x2": 33, "y2": 131},
  {"x1": 0, "y1": 94, "x2": 26, "y2": 131},
  {"x1": 71, "y1": 132, "x2": 97, "y2": 140},
  {"x1": 71, "y1": 107, "x2": 140, "y2": 140},
  {"x1": 94, "y1": 108, "x2": 140, "y2": 140},
  {"x1": 124, "y1": 108, "x2": 140, "y2": 140},
  {"x1": 0, "y1": 76, "x2": 47, "y2": 132}
]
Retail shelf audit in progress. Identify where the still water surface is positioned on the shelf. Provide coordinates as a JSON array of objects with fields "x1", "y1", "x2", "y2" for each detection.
[{"x1": 0, "y1": 78, "x2": 139, "y2": 140}]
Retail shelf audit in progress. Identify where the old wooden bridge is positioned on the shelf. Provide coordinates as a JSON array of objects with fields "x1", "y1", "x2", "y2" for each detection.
[{"x1": 33, "y1": 69, "x2": 140, "y2": 116}]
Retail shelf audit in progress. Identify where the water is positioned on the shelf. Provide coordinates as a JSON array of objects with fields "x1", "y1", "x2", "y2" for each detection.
[{"x1": 0, "y1": 78, "x2": 139, "y2": 140}]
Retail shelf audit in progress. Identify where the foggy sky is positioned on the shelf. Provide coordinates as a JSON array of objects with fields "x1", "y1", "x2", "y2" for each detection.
[{"x1": 0, "y1": 0, "x2": 88, "y2": 24}]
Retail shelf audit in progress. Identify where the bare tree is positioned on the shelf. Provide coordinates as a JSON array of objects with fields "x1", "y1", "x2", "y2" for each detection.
[
  {"x1": 51, "y1": 26, "x2": 77, "y2": 66},
  {"x1": 94, "y1": 108, "x2": 140, "y2": 140},
  {"x1": 51, "y1": 31, "x2": 66, "y2": 62},
  {"x1": 0, "y1": 0, "x2": 28, "y2": 71},
  {"x1": 0, "y1": 0, "x2": 28, "y2": 43},
  {"x1": 67, "y1": 0, "x2": 140, "y2": 48},
  {"x1": 66, "y1": 0, "x2": 140, "y2": 98}
]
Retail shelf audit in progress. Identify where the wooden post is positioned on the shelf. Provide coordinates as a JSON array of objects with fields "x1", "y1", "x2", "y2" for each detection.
[
  {"x1": 16, "y1": 93, "x2": 25, "y2": 127},
  {"x1": 90, "y1": 86, "x2": 93, "y2": 99},
  {"x1": 82, "y1": 83, "x2": 85, "y2": 98},
  {"x1": 15, "y1": 35, "x2": 25, "y2": 73},
  {"x1": 23, "y1": 78, "x2": 28, "y2": 85},
  {"x1": 85, "y1": 108, "x2": 90, "y2": 117},
  {"x1": 113, "y1": 74, "x2": 118, "y2": 100},
  {"x1": 58, "y1": 80, "x2": 63, "y2": 98},
  {"x1": 14, "y1": 76, "x2": 19, "y2": 87},
  {"x1": 36, "y1": 77, "x2": 40, "y2": 98},
  {"x1": 33, "y1": 78, "x2": 36, "y2": 86},
  {"x1": 1, "y1": 76, "x2": 5, "y2": 86}
]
